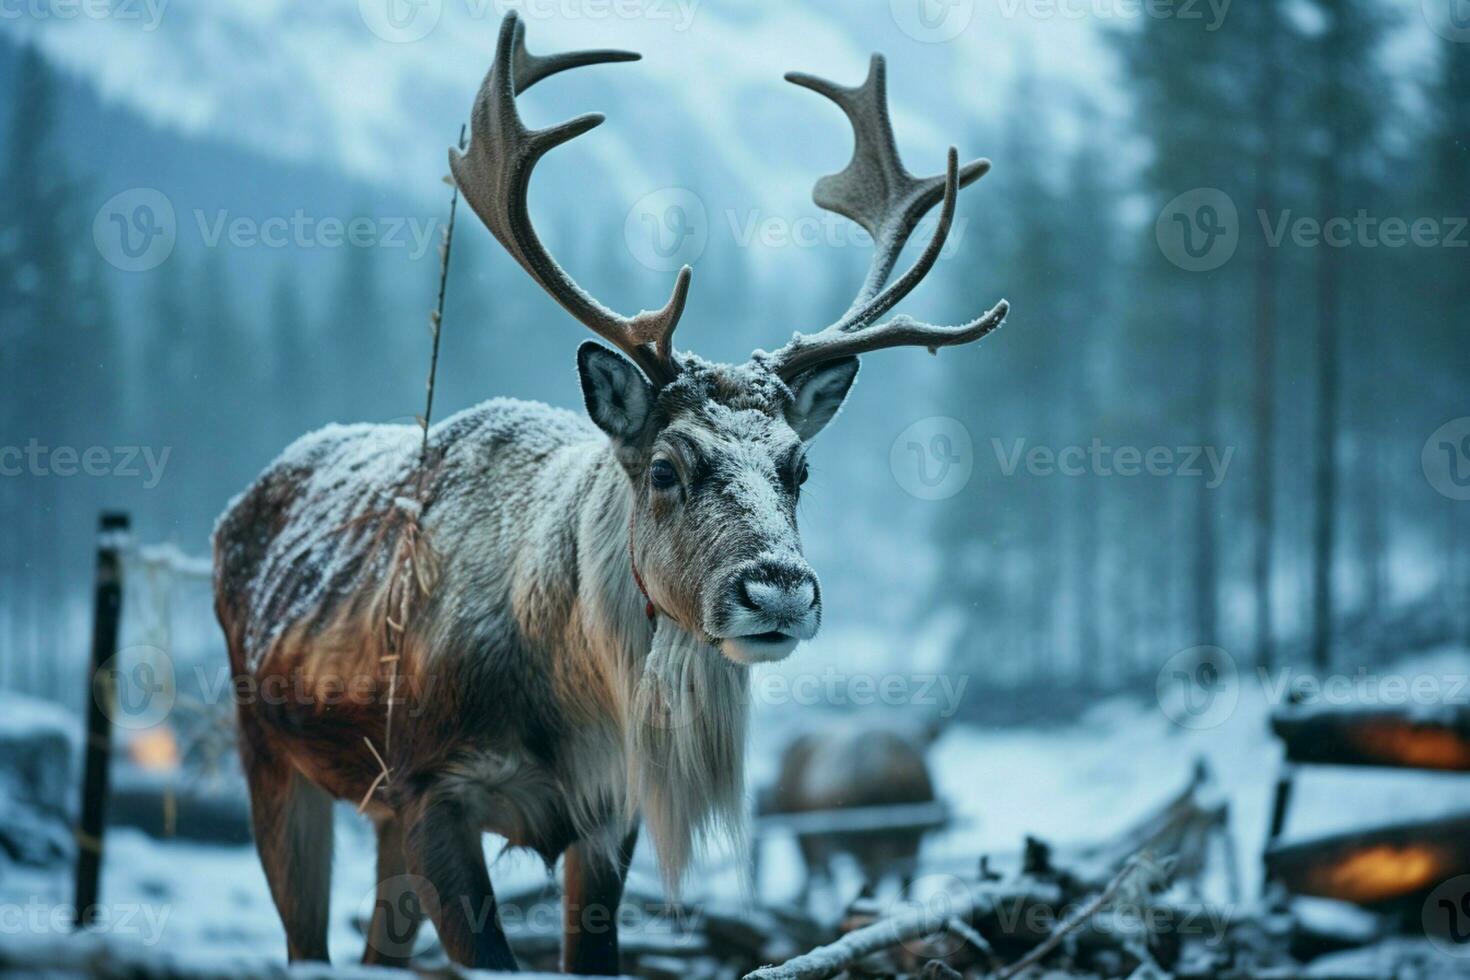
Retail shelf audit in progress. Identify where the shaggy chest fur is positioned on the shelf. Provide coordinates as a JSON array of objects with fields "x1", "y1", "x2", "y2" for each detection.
[{"x1": 439, "y1": 733, "x2": 625, "y2": 861}]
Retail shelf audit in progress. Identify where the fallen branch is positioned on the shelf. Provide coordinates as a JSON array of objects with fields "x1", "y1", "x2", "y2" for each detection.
[
  {"x1": 741, "y1": 882, "x2": 1057, "y2": 980},
  {"x1": 944, "y1": 915, "x2": 998, "y2": 970}
]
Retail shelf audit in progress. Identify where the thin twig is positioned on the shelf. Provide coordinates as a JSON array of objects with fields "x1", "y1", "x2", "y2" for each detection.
[
  {"x1": 382, "y1": 649, "x2": 401, "y2": 761},
  {"x1": 418, "y1": 123, "x2": 467, "y2": 480},
  {"x1": 358, "y1": 736, "x2": 393, "y2": 814},
  {"x1": 368, "y1": 126, "x2": 465, "y2": 800},
  {"x1": 363, "y1": 128, "x2": 464, "y2": 811}
]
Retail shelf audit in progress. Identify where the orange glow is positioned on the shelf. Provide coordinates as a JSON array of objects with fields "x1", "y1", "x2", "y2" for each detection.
[
  {"x1": 1354, "y1": 725, "x2": 1470, "y2": 771},
  {"x1": 1310, "y1": 845, "x2": 1448, "y2": 904},
  {"x1": 129, "y1": 728, "x2": 180, "y2": 772}
]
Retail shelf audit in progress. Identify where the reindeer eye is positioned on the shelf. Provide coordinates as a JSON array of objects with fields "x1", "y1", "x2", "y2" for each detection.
[{"x1": 650, "y1": 459, "x2": 677, "y2": 490}]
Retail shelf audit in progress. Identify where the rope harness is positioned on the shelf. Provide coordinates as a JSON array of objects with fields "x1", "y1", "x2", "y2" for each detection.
[{"x1": 627, "y1": 511, "x2": 656, "y2": 622}]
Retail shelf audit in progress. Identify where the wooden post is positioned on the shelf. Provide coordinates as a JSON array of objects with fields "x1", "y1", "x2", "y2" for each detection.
[
  {"x1": 1266, "y1": 763, "x2": 1294, "y2": 844},
  {"x1": 1261, "y1": 762, "x2": 1295, "y2": 896},
  {"x1": 73, "y1": 511, "x2": 129, "y2": 928}
]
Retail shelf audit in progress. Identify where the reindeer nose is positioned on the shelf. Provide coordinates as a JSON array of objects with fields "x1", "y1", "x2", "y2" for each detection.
[
  {"x1": 737, "y1": 564, "x2": 820, "y2": 631},
  {"x1": 715, "y1": 561, "x2": 822, "y2": 664}
]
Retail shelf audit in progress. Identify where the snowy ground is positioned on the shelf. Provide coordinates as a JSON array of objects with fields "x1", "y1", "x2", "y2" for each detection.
[
  {"x1": 923, "y1": 645, "x2": 1470, "y2": 899},
  {"x1": 3, "y1": 648, "x2": 1469, "y2": 967}
]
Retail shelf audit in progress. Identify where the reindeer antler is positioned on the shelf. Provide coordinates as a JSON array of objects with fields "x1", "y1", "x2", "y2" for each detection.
[
  {"x1": 760, "y1": 55, "x2": 1009, "y2": 382},
  {"x1": 451, "y1": 13, "x2": 692, "y2": 386}
]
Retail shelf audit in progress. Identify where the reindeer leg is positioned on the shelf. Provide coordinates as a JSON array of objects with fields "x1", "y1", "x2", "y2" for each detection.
[
  {"x1": 403, "y1": 795, "x2": 518, "y2": 971},
  {"x1": 242, "y1": 747, "x2": 333, "y2": 963},
  {"x1": 362, "y1": 815, "x2": 422, "y2": 968},
  {"x1": 561, "y1": 829, "x2": 638, "y2": 976},
  {"x1": 796, "y1": 835, "x2": 822, "y2": 907}
]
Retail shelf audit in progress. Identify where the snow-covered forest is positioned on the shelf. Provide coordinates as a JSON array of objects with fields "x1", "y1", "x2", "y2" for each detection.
[{"x1": 0, "y1": 0, "x2": 1468, "y2": 977}]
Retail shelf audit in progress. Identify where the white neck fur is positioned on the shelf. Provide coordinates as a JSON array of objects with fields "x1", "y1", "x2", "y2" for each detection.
[{"x1": 624, "y1": 616, "x2": 750, "y2": 893}]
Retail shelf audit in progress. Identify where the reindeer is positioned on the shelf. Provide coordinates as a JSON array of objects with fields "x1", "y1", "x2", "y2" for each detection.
[
  {"x1": 768, "y1": 724, "x2": 942, "y2": 903},
  {"x1": 212, "y1": 12, "x2": 1008, "y2": 973}
]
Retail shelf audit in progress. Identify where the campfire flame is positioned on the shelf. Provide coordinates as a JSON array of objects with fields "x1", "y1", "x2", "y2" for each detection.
[
  {"x1": 129, "y1": 727, "x2": 181, "y2": 773},
  {"x1": 1355, "y1": 725, "x2": 1470, "y2": 771},
  {"x1": 1310, "y1": 844, "x2": 1449, "y2": 904}
]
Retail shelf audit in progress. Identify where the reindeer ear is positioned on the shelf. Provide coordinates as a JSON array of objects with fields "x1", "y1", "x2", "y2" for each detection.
[
  {"x1": 578, "y1": 341, "x2": 654, "y2": 442},
  {"x1": 785, "y1": 357, "x2": 859, "y2": 441}
]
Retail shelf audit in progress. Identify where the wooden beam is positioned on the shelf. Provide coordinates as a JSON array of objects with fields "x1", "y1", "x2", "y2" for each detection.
[
  {"x1": 1272, "y1": 703, "x2": 1470, "y2": 771},
  {"x1": 1265, "y1": 812, "x2": 1470, "y2": 906}
]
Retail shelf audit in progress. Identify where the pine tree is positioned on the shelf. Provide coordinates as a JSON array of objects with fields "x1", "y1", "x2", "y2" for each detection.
[
  {"x1": 1424, "y1": 33, "x2": 1470, "y2": 641},
  {"x1": 0, "y1": 45, "x2": 94, "y2": 687},
  {"x1": 1113, "y1": 5, "x2": 1254, "y2": 654},
  {"x1": 1242, "y1": 0, "x2": 1295, "y2": 669},
  {"x1": 143, "y1": 251, "x2": 193, "y2": 445},
  {"x1": 1058, "y1": 109, "x2": 1118, "y2": 685},
  {"x1": 269, "y1": 265, "x2": 314, "y2": 441},
  {"x1": 0, "y1": 46, "x2": 68, "y2": 397},
  {"x1": 1307, "y1": 0, "x2": 1395, "y2": 667},
  {"x1": 937, "y1": 64, "x2": 1070, "y2": 685},
  {"x1": 325, "y1": 211, "x2": 385, "y2": 423}
]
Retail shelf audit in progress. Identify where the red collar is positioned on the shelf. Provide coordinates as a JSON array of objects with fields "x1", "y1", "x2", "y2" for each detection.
[{"x1": 627, "y1": 510, "x2": 656, "y2": 622}]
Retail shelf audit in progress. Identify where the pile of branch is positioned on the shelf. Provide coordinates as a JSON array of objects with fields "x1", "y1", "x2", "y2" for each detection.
[
  {"x1": 728, "y1": 764, "x2": 1442, "y2": 980},
  {"x1": 745, "y1": 858, "x2": 1148, "y2": 980},
  {"x1": 489, "y1": 765, "x2": 1252, "y2": 979},
  {"x1": 730, "y1": 843, "x2": 1449, "y2": 980}
]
